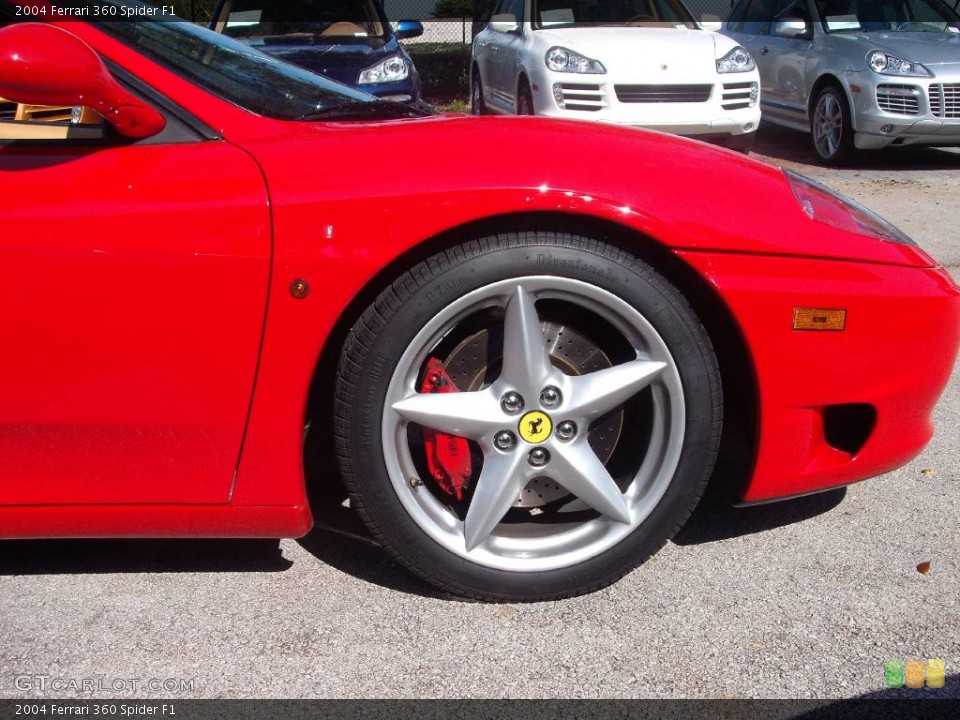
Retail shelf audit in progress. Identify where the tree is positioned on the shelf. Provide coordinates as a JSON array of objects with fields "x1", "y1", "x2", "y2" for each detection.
[{"x1": 433, "y1": 0, "x2": 475, "y2": 18}]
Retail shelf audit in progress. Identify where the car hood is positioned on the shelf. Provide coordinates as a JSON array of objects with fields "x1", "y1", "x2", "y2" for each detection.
[
  {"x1": 534, "y1": 27, "x2": 726, "y2": 75},
  {"x1": 230, "y1": 114, "x2": 934, "y2": 270},
  {"x1": 833, "y1": 31, "x2": 960, "y2": 67}
]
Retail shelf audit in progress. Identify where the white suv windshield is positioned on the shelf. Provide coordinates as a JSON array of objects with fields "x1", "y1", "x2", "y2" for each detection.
[{"x1": 532, "y1": 0, "x2": 697, "y2": 28}]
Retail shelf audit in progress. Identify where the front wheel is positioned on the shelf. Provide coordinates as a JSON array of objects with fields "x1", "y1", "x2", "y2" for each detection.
[
  {"x1": 517, "y1": 83, "x2": 535, "y2": 115},
  {"x1": 811, "y1": 85, "x2": 855, "y2": 165},
  {"x1": 471, "y1": 68, "x2": 487, "y2": 116},
  {"x1": 334, "y1": 234, "x2": 722, "y2": 601}
]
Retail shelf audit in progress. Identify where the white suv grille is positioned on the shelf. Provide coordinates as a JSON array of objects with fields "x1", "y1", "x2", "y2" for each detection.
[
  {"x1": 721, "y1": 82, "x2": 754, "y2": 110},
  {"x1": 556, "y1": 83, "x2": 603, "y2": 112}
]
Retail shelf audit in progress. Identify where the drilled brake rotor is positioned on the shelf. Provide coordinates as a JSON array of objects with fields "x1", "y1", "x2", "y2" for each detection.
[{"x1": 440, "y1": 321, "x2": 623, "y2": 508}]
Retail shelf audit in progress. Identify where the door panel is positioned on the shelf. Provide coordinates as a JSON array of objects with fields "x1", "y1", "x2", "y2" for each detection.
[
  {"x1": 763, "y1": 36, "x2": 811, "y2": 116},
  {"x1": 0, "y1": 139, "x2": 271, "y2": 505}
]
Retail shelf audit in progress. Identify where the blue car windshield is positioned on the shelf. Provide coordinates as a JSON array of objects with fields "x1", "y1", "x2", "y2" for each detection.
[
  {"x1": 219, "y1": 0, "x2": 390, "y2": 43},
  {"x1": 817, "y1": 0, "x2": 960, "y2": 33},
  {"x1": 100, "y1": 15, "x2": 381, "y2": 119}
]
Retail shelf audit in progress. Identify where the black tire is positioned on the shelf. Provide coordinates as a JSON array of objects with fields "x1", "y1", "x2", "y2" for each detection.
[
  {"x1": 811, "y1": 85, "x2": 855, "y2": 165},
  {"x1": 517, "y1": 82, "x2": 534, "y2": 116},
  {"x1": 334, "y1": 233, "x2": 722, "y2": 601},
  {"x1": 471, "y1": 68, "x2": 487, "y2": 116}
]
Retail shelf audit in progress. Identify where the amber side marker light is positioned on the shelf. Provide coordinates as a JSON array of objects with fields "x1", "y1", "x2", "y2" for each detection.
[{"x1": 793, "y1": 307, "x2": 846, "y2": 331}]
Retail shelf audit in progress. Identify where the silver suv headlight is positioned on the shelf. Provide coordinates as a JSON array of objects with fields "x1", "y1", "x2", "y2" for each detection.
[
  {"x1": 359, "y1": 56, "x2": 409, "y2": 85},
  {"x1": 545, "y1": 47, "x2": 606, "y2": 74},
  {"x1": 867, "y1": 50, "x2": 931, "y2": 77},
  {"x1": 717, "y1": 46, "x2": 755, "y2": 73}
]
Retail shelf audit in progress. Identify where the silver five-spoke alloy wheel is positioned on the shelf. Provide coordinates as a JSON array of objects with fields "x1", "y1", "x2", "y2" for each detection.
[
  {"x1": 334, "y1": 235, "x2": 721, "y2": 600},
  {"x1": 383, "y1": 278, "x2": 685, "y2": 571}
]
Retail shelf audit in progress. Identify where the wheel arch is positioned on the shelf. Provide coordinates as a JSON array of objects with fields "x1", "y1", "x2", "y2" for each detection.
[
  {"x1": 304, "y1": 212, "x2": 759, "y2": 506},
  {"x1": 517, "y1": 71, "x2": 533, "y2": 110},
  {"x1": 808, "y1": 73, "x2": 855, "y2": 130}
]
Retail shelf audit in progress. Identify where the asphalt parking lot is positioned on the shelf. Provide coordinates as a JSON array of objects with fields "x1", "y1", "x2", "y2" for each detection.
[{"x1": 1, "y1": 124, "x2": 958, "y2": 701}]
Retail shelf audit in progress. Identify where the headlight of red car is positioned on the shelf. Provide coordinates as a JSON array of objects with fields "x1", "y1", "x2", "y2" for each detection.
[{"x1": 785, "y1": 169, "x2": 917, "y2": 246}]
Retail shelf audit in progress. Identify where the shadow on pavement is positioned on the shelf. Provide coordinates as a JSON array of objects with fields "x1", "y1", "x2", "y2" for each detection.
[
  {"x1": 0, "y1": 433, "x2": 847, "y2": 588},
  {"x1": 0, "y1": 537, "x2": 291, "y2": 575},
  {"x1": 673, "y1": 487, "x2": 847, "y2": 546},
  {"x1": 296, "y1": 470, "x2": 446, "y2": 600},
  {"x1": 747, "y1": 122, "x2": 960, "y2": 171}
]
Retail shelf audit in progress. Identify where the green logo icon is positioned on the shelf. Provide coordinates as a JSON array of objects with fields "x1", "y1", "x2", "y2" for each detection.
[{"x1": 885, "y1": 659, "x2": 905, "y2": 688}]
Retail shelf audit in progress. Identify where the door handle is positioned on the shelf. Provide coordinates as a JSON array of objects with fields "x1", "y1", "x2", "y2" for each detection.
[{"x1": 759, "y1": 46, "x2": 769, "y2": 55}]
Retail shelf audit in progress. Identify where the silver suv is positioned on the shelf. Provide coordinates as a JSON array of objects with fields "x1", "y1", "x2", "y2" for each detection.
[{"x1": 723, "y1": 0, "x2": 960, "y2": 163}]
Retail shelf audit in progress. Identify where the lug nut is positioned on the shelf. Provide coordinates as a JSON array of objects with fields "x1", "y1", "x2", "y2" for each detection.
[
  {"x1": 494, "y1": 431, "x2": 517, "y2": 451},
  {"x1": 528, "y1": 447, "x2": 550, "y2": 467},
  {"x1": 556, "y1": 420, "x2": 577, "y2": 441},
  {"x1": 540, "y1": 386, "x2": 562, "y2": 408},
  {"x1": 500, "y1": 391, "x2": 524, "y2": 414}
]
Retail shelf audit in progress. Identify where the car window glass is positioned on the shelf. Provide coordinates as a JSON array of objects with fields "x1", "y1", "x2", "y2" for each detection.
[
  {"x1": 741, "y1": 0, "x2": 777, "y2": 33},
  {"x1": 727, "y1": 0, "x2": 751, "y2": 29},
  {"x1": 102, "y1": 20, "x2": 374, "y2": 119},
  {"x1": 507, "y1": 0, "x2": 526, "y2": 23},
  {"x1": 532, "y1": 0, "x2": 697, "y2": 27},
  {"x1": 221, "y1": 0, "x2": 387, "y2": 42},
  {"x1": 773, "y1": 0, "x2": 811, "y2": 21},
  {"x1": 817, "y1": 0, "x2": 960, "y2": 32}
]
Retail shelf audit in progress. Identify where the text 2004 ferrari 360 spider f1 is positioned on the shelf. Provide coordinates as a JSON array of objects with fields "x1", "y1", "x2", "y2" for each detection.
[{"x1": 1, "y1": 1, "x2": 958, "y2": 601}]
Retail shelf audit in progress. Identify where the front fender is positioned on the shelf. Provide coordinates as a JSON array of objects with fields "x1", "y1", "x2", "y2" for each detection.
[{"x1": 225, "y1": 113, "x2": 933, "y2": 506}]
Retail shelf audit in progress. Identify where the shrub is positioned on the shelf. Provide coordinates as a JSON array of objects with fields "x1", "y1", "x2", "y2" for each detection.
[
  {"x1": 407, "y1": 43, "x2": 472, "y2": 103},
  {"x1": 432, "y1": 0, "x2": 475, "y2": 18}
]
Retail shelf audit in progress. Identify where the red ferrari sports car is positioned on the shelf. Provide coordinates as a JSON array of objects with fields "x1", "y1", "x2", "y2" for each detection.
[{"x1": 1, "y1": 1, "x2": 958, "y2": 601}]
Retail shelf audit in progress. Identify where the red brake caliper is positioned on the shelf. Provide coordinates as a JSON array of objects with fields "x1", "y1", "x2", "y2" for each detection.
[{"x1": 419, "y1": 358, "x2": 473, "y2": 500}]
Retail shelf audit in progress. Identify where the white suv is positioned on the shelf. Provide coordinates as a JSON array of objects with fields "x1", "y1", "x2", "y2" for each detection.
[{"x1": 471, "y1": 0, "x2": 761, "y2": 149}]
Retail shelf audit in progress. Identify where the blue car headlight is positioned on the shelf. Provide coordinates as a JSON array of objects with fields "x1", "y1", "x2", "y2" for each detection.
[{"x1": 359, "y1": 56, "x2": 409, "y2": 85}]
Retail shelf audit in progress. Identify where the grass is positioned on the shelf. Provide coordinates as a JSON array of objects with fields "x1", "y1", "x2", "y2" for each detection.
[{"x1": 433, "y1": 97, "x2": 471, "y2": 113}]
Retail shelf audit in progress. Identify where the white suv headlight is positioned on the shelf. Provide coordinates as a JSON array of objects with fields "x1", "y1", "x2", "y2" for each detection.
[
  {"x1": 716, "y1": 46, "x2": 755, "y2": 73},
  {"x1": 359, "y1": 56, "x2": 409, "y2": 85},
  {"x1": 866, "y1": 50, "x2": 931, "y2": 77},
  {"x1": 545, "y1": 47, "x2": 606, "y2": 74}
]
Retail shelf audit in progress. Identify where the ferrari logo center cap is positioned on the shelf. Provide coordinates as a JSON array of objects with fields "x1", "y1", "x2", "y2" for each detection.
[{"x1": 519, "y1": 411, "x2": 552, "y2": 444}]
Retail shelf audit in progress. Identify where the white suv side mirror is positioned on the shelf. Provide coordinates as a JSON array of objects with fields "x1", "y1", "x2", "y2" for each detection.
[
  {"x1": 700, "y1": 14, "x2": 722, "y2": 31},
  {"x1": 489, "y1": 13, "x2": 519, "y2": 33}
]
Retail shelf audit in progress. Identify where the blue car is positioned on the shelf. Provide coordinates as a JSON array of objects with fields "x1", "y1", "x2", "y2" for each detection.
[{"x1": 210, "y1": 0, "x2": 426, "y2": 107}]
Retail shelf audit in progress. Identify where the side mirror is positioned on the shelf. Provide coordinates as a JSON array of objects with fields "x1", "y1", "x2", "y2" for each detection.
[
  {"x1": 700, "y1": 14, "x2": 723, "y2": 31},
  {"x1": 773, "y1": 18, "x2": 811, "y2": 38},
  {"x1": 0, "y1": 23, "x2": 165, "y2": 139},
  {"x1": 489, "y1": 13, "x2": 519, "y2": 33},
  {"x1": 395, "y1": 20, "x2": 424, "y2": 40}
]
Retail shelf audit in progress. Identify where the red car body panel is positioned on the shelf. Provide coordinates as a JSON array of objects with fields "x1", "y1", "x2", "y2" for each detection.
[
  {"x1": 1, "y1": 137, "x2": 271, "y2": 507},
  {"x1": 0, "y1": 16, "x2": 958, "y2": 538},
  {"x1": 678, "y1": 253, "x2": 960, "y2": 502}
]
